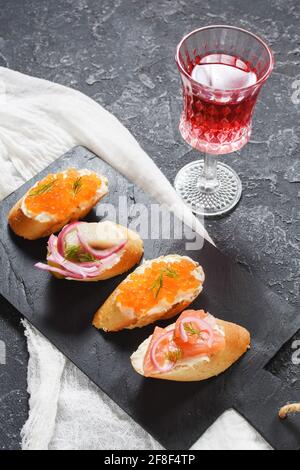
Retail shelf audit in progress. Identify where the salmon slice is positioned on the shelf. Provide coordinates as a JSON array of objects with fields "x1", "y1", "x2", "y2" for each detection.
[
  {"x1": 174, "y1": 310, "x2": 226, "y2": 358},
  {"x1": 143, "y1": 327, "x2": 182, "y2": 377},
  {"x1": 143, "y1": 310, "x2": 226, "y2": 375}
]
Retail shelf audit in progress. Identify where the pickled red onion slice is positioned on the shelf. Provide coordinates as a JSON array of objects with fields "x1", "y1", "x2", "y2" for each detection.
[
  {"x1": 178, "y1": 316, "x2": 214, "y2": 347},
  {"x1": 34, "y1": 262, "x2": 84, "y2": 279},
  {"x1": 36, "y1": 221, "x2": 126, "y2": 280},
  {"x1": 57, "y1": 220, "x2": 126, "y2": 260},
  {"x1": 56, "y1": 221, "x2": 80, "y2": 257},
  {"x1": 150, "y1": 329, "x2": 179, "y2": 373},
  {"x1": 48, "y1": 235, "x2": 99, "y2": 276},
  {"x1": 202, "y1": 313, "x2": 217, "y2": 328},
  {"x1": 76, "y1": 226, "x2": 126, "y2": 260},
  {"x1": 36, "y1": 234, "x2": 118, "y2": 280}
]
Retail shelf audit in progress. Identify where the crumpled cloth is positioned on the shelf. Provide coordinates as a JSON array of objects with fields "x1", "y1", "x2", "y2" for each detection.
[{"x1": 0, "y1": 67, "x2": 270, "y2": 450}]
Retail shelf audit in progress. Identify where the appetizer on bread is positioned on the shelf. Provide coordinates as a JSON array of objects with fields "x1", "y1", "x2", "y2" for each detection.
[
  {"x1": 131, "y1": 310, "x2": 250, "y2": 381},
  {"x1": 35, "y1": 220, "x2": 143, "y2": 281},
  {"x1": 93, "y1": 255, "x2": 205, "y2": 331},
  {"x1": 8, "y1": 168, "x2": 108, "y2": 240}
]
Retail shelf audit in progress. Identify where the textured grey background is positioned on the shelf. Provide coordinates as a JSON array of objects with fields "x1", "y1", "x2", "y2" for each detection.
[{"x1": 0, "y1": 0, "x2": 299, "y2": 450}]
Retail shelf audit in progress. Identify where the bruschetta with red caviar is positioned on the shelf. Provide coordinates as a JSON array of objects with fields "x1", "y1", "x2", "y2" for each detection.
[
  {"x1": 8, "y1": 168, "x2": 108, "y2": 240},
  {"x1": 35, "y1": 220, "x2": 144, "y2": 281},
  {"x1": 93, "y1": 255, "x2": 205, "y2": 331},
  {"x1": 131, "y1": 310, "x2": 250, "y2": 381}
]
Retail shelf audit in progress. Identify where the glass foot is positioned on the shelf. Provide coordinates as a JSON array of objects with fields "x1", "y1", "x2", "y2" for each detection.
[{"x1": 174, "y1": 160, "x2": 242, "y2": 218}]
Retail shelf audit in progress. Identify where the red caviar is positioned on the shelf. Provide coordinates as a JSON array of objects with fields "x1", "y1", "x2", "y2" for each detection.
[
  {"x1": 24, "y1": 169, "x2": 103, "y2": 220},
  {"x1": 116, "y1": 259, "x2": 200, "y2": 315}
]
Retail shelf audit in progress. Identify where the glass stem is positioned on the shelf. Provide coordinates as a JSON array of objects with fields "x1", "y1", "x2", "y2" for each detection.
[{"x1": 197, "y1": 154, "x2": 219, "y2": 193}]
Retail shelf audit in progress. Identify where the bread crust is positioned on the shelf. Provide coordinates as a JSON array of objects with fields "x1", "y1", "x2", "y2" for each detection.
[
  {"x1": 131, "y1": 319, "x2": 250, "y2": 381},
  {"x1": 8, "y1": 176, "x2": 108, "y2": 240},
  {"x1": 93, "y1": 256, "x2": 204, "y2": 331},
  {"x1": 93, "y1": 297, "x2": 191, "y2": 331},
  {"x1": 50, "y1": 225, "x2": 144, "y2": 282}
]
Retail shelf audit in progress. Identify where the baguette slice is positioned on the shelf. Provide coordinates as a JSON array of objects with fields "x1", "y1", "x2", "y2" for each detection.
[
  {"x1": 49, "y1": 222, "x2": 144, "y2": 282},
  {"x1": 8, "y1": 168, "x2": 108, "y2": 240},
  {"x1": 93, "y1": 255, "x2": 205, "y2": 331},
  {"x1": 131, "y1": 318, "x2": 250, "y2": 382}
]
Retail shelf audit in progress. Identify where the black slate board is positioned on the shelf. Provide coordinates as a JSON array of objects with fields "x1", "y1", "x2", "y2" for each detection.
[{"x1": 0, "y1": 146, "x2": 300, "y2": 450}]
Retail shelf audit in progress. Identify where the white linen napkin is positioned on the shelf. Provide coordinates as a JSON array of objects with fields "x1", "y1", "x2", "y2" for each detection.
[{"x1": 0, "y1": 67, "x2": 270, "y2": 450}]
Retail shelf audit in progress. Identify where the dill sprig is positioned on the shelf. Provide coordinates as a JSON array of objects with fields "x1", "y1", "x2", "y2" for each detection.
[
  {"x1": 64, "y1": 245, "x2": 95, "y2": 263},
  {"x1": 151, "y1": 272, "x2": 164, "y2": 299},
  {"x1": 150, "y1": 267, "x2": 179, "y2": 298},
  {"x1": 184, "y1": 322, "x2": 203, "y2": 338},
  {"x1": 164, "y1": 267, "x2": 179, "y2": 278},
  {"x1": 166, "y1": 348, "x2": 182, "y2": 363},
  {"x1": 73, "y1": 177, "x2": 83, "y2": 196},
  {"x1": 29, "y1": 180, "x2": 55, "y2": 197}
]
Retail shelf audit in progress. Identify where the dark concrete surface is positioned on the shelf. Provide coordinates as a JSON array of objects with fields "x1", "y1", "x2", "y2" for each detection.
[{"x1": 0, "y1": 0, "x2": 299, "y2": 450}]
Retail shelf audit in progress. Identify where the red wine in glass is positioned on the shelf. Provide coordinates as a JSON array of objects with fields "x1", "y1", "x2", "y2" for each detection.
[
  {"x1": 181, "y1": 53, "x2": 259, "y2": 155},
  {"x1": 175, "y1": 26, "x2": 274, "y2": 217}
]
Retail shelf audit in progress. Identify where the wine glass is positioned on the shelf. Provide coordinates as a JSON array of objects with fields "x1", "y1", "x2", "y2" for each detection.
[{"x1": 174, "y1": 25, "x2": 274, "y2": 217}]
